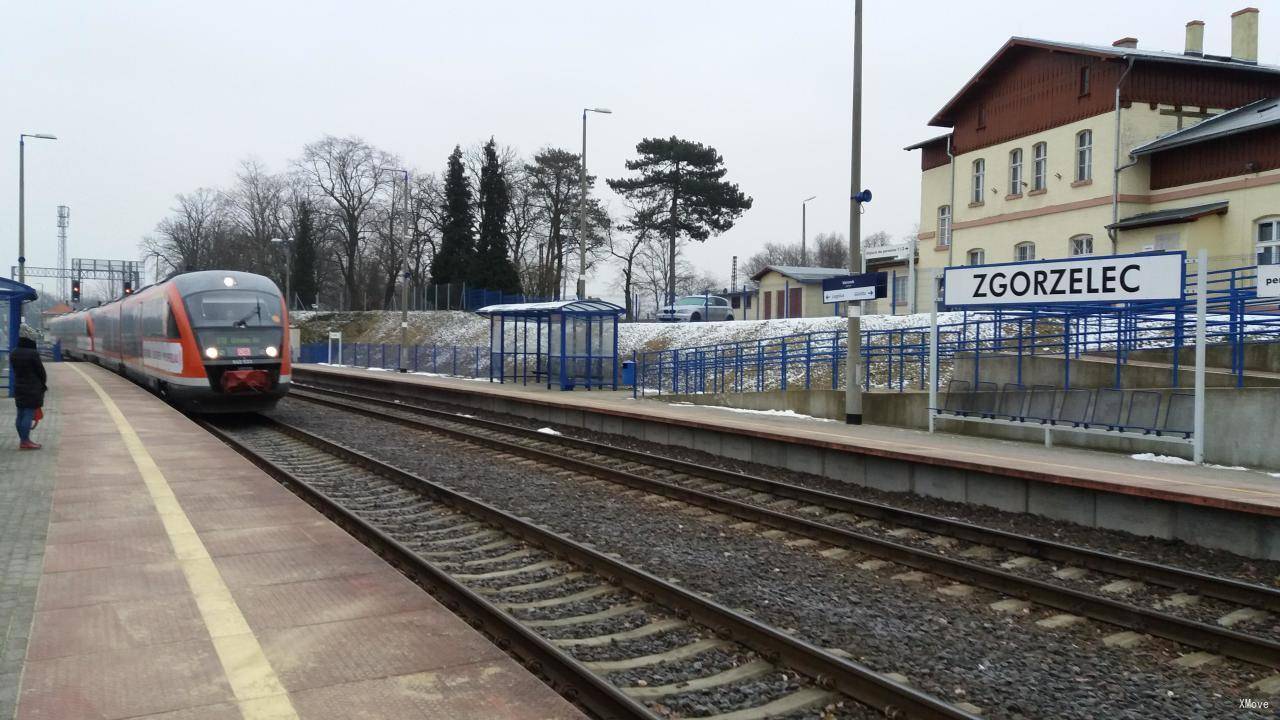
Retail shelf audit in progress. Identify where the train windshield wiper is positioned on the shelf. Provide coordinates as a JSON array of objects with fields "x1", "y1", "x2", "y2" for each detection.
[{"x1": 232, "y1": 297, "x2": 262, "y2": 328}]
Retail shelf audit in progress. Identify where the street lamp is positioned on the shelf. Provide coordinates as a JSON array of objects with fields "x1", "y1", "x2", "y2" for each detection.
[
  {"x1": 576, "y1": 107, "x2": 611, "y2": 300},
  {"x1": 801, "y1": 196, "x2": 817, "y2": 265},
  {"x1": 270, "y1": 237, "x2": 292, "y2": 313},
  {"x1": 380, "y1": 167, "x2": 412, "y2": 371},
  {"x1": 18, "y1": 133, "x2": 57, "y2": 285},
  {"x1": 845, "y1": 0, "x2": 865, "y2": 425}
]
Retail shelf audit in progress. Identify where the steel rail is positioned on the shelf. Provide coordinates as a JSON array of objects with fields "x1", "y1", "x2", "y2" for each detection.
[
  {"x1": 292, "y1": 375, "x2": 1280, "y2": 613},
  {"x1": 207, "y1": 415, "x2": 977, "y2": 720},
  {"x1": 288, "y1": 381, "x2": 1280, "y2": 669}
]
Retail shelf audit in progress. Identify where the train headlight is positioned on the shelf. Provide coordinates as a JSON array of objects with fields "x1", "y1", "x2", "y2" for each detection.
[
  {"x1": 265, "y1": 345, "x2": 278, "y2": 358},
  {"x1": 205, "y1": 347, "x2": 219, "y2": 359},
  {"x1": 222, "y1": 276, "x2": 236, "y2": 287}
]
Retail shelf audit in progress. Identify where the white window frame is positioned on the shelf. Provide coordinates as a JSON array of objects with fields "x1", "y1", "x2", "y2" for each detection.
[
  {"x1": 1076, "y1": 130, "x2": 1092, "y2": 182},
  {"x1": 1009, "y1": 149, "x2": 1023, "y2": 196},
  {"x1": 967, "y1": 248, "x2": 985, "y2": 266},
  {"x1": 937, "y1": 205, "x2": 951, "y2": 246},
  {"x1": 1032, "y1": 142, "x2": 1047, "y2": 191},
  {"x1": 1069, "y1": 234, "x2": 1093, "y2": 256},
  {"x1": 972, "y1": 159, "x2": 985, "y2": 204},
  {"x1": 1015, "y1": 242, "x2": 1036, "y2": 262},
  {"x1": 1258, "y1": 217, "x2": 1280, "y2": 265}
]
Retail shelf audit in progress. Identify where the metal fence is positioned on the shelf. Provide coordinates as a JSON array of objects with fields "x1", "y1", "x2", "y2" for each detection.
[
  {"x1": 299, "y1": 342, "x2": 490, "y2": 378},
  {"x1": 634, "y1": 263, "x2": 1280, "y2": 397},
  {"x1": 420, "y1": 283, "x2": 550, "y2": 312}
]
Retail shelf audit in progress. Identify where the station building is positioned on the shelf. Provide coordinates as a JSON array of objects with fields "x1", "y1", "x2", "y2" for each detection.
[{"x1": 907, "y1": 8, "x2": 1280, "y2": 306}]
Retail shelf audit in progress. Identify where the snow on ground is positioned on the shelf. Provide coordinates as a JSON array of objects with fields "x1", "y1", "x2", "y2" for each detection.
[
  {"x1": 536, "y1": 427, "x2": 563, "y2": 436},
  {"x1": 1131, "y1": 453, "x2": 1249, "y2": 471}
]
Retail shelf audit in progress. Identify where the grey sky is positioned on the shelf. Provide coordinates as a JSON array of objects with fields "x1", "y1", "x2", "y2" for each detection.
[{"x1": 1, "y1": 1, "x2": 1265, "y2": 296}]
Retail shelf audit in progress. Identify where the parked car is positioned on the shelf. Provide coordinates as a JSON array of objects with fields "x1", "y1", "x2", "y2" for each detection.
[{"x1": 657, "y1": 295, "x2": 734, "y2": 322}]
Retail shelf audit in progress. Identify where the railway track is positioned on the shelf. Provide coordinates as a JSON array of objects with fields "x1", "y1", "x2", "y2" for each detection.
[
  {"x1": 287, "y1": 380, "x2": 1280, "y2": 671},
  {"x1": 206, "y1": 415, "x2": 979, "y2": 720}
]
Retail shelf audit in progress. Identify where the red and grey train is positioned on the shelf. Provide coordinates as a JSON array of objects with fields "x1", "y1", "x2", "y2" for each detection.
[{"x1": 47, "y1": 270, "x2": 291, "y2": 412}]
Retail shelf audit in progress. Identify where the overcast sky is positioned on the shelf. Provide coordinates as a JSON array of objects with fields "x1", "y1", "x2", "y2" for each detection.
[{"x1": 1, "y1": 0, "x2": 1268, "y2": 297}]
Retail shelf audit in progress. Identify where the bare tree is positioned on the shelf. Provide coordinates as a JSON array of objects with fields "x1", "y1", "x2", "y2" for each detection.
[
  {"x1": 227, "y1": 158, "x2": 289, "y2": 282},
  {"x1": 609, "y1": 199, "x2": 663, "y2": 320},
  {"x1": 813, "y1": 232, "x2": 848, "y2": 268},
  {"x1": 141, "y1": 188, "x2": 230, "y2": 274},
  {"x1": 295, "y1": 135, "x2": 397, "y2": 309}
]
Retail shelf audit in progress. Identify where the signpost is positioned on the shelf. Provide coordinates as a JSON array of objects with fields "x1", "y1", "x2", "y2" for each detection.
[
  {"x1": 822, "y1": 272, "x2": 887, "y2": 304},
  {"x1": 1257, "y1": 265, "x2": 1280, "y2": 297},
  {"x1": 943, "y1": 252, "x2": 1185, "y2": 307},
  {"x1": 327, "y1": 331, "x2": 342, "y2": 365},
  {"x1": 931, "y1": 250, "x2": 1205, "y2": 463}
]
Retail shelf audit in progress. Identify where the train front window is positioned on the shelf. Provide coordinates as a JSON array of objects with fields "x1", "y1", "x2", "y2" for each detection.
[{"x1": 185, "y1": 291, "x2": 282, "y2": 328}]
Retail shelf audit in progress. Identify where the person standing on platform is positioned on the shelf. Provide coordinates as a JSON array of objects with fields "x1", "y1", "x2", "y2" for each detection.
[{"x1": 10, "y1": 337, "x2": 47, "y2": 450}]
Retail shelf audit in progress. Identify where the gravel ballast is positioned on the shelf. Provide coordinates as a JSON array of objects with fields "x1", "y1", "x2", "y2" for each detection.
[{"x1": 268, "y1": 399, "x2": 1278, "y2": 719}]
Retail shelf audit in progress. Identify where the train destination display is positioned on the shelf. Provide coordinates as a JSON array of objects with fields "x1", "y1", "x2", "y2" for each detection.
[{"x1": 943, "y1": 252, "x2": 1185, "y2": 307}]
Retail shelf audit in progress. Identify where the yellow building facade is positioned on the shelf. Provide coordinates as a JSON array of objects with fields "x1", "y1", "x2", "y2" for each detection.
[{"x1": 909, "y1": 13, "x2": 1280, "y2": 307}]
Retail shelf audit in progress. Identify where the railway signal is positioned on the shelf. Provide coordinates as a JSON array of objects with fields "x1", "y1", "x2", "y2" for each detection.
[
  {"x1": 71, "y1": 279, "x2": 81, "y2": 302},
  {"x1": 123, "y1": 280, "x2": 133, "y2": 294}
]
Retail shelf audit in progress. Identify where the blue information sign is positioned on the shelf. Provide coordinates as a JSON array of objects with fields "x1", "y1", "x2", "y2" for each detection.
[{"x1": 822, "y1": 272, "x2": 887, "y2": 303}]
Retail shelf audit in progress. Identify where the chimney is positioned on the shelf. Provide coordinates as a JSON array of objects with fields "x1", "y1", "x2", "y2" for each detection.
[
  {"x1": 1112, "y1": 37, "x2": 1138, "y2": 49},
  {"x1": 1184, "y1": 20, "x2": 1205, "y2": 56},
  {"x1": 1232, "y1": 7, "x2": 1259, "y2": 63}
]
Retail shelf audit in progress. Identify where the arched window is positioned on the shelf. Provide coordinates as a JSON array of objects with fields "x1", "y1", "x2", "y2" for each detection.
[
  {"x1": 1069, "y1": 234, "x2": 1093, "y2": 256},
  {"x1": 1015, "y1": 242, "x2": 1036, "y2": 262},
  {"x1": 1032, "y1": 142, "x2": 1047, "y2": 191},
  {"x1": 1258, "y1": 217, "x2": 1280, "y2": 265},
  {"x1": 967, "y1": 248, "x2": 985, "y2": 266},
  {"x1": 1075, "y1": 130, "x2": 1093, "y2": 182},
  {"x1": 1009, "y1": 149, "x2": 1023, "y2": 196},
  {"x1": 972, "y1": 159, "x2": 985, "y2": 204}
]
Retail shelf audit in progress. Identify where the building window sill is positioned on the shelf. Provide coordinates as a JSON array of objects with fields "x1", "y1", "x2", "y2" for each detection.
[
  {"x1": 1005, "y1": 193, "x2": 1023, "y2": 201},
  {"x1": 1028, "y1": 188, "x2": 1047, "y2": 196},
  {"x1": 968, "y1": 201, "x2": 985, "y2": 208},
  {"x1": 934, "y1": 244, "x2": 950, "y2": 252},
  {"x1": 1071, "y1": 178, "x2": 1093, "y2": 187}
]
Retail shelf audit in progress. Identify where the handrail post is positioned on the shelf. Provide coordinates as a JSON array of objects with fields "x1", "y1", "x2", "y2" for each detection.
[{"x1": 1193, "y1": 249, "x2": 1208, "y2": 464}]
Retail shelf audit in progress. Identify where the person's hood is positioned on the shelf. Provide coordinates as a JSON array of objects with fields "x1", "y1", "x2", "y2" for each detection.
[{"x1": 17, "y1": 337, "x2": 37, "y2": 349}]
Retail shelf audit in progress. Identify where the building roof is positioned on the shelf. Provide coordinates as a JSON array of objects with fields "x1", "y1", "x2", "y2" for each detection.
[
  {"x1": 0, "y1": 277, "x2": 37, "y2": 303},
  {"x1": 750, "y1": 265, "x2": 851, "y2": 283},
  {"x1": 930, "y1": 37, "x2": 1280, "y2": 127},
  {"x1": 903, "y1": 133, "x2": 951, "y2": 151},
  {"x1": 475, "y1": 299, "x2": 624, "y2": 316},
  {"x1": 41, "y1": 302, "x2": 73, "y2": 316},
  {"x1": 1105, "y1": 200, "x2": 1229, "y2": 230},
  {"x1": 1130, "y1": 97, "x2": 1280, "y2": 155}
]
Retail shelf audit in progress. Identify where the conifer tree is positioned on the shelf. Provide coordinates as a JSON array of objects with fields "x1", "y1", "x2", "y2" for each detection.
[
  {"x1": 290, "y1": 200, "x2": 319, "y2": 309},
  {"x1": 430, "y1": 146, "x2": 476, "y2": 285},
  {"x1": 474, "y1": 138, "x2": 520, "y2": 293}
]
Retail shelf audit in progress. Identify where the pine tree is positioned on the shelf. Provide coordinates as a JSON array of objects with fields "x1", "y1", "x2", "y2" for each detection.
[
  {"x1": 291, "y1": 200, "x2": 319, "y2": 309},
  {"x1": 474, "y1": 138, "x2": 521, "y2": 293},
  {"x1": 430, "y1": 146, "x2": 476, "y2": 285},
  {"x1": 607, "y1": 137, "x2": 752, "y2": 305}
]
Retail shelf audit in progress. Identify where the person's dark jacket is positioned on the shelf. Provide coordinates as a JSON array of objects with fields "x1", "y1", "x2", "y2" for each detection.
[{"x1": 10, "y1": 337, "x2": 47, "y2": 409}]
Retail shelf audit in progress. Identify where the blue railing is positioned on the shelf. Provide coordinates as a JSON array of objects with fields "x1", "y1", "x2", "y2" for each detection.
[
  {"x1": 299, "y1": 342, "x2": 490, "y2": 378},
  {"x1": 635, "y1": 263, "x2": 1280, "y2": 397}
]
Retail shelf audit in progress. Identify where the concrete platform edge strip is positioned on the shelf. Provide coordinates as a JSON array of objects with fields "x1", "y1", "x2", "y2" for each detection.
[{"x1": 67, "y1": 364, "x2": 300, "y2": 720}]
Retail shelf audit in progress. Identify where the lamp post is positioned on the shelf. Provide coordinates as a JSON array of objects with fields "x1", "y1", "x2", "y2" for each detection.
[
  {"x1": 801, "y1": 195, "x2": 817, "y2": 265},
  {"x1": 18, "y1": 133, "x2": 57, "y2": 285},
  {"x1": 381, "y1": 168, "x2": 412, "y2": 370},
  {"x1": 576, "y1": 107, "x2": 611, "y2": 300},
  {"x1": 845, "y1": 0, "x2": 865, "y2": 425},
  {"x1": 270, "y1": 237, "x2": 292, "y2": 312}
]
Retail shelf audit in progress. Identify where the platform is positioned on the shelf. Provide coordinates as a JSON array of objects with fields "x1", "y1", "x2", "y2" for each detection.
[
  {"x1": 0, "y1": 363, "x2": 584, "y2": 720},
  {"x1": 298, "y1": 364, "x2": 1280, "y2": 560}
]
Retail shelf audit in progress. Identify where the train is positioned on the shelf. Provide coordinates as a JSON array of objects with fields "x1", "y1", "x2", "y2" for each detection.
[{"x1": 47, "y1": 270, "x2": 292, "y2": 413}]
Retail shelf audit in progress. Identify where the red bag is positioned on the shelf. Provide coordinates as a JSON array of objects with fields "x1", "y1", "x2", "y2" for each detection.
[{"x1": 32, "y1": 408, "x2": 43, "y2": 429}]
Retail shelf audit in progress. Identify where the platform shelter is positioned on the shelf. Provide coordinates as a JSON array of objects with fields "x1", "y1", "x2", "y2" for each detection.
[
  {"x1": 0, "y1": 277, "x2": 38, "y2": 397},
  {"x1": 477, "y1": 299, "x2": 624, "y2": 390}
]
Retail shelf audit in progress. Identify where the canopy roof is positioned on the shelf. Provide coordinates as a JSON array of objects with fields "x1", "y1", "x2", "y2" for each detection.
[
  {"x1": 1131, "y1": 97, "x2": 1280, "y2": 156},
  {"x1": 751, "y1": 265, "x2": 851, "y2": 283},
  {"x1": 0, "y1": 277, "x2": 38, "y2": 303},
  {"x1": 476, "y1": 299, "x2": 624, "y2": 317},
  {"x1": 1105, "y1": 201, "x2": 1229, "y2": 231}
]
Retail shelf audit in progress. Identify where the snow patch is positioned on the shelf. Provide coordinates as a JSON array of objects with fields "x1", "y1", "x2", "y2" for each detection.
[
  {"x1": 536, "y1": 427, "x2": 563, "y2": 436},
  {"x1": 1130, "y1": 453, "x2": 1194, "y2": 465},
  {"x1": 668, "y1": 403, "x2": 835, "y2": 422}
]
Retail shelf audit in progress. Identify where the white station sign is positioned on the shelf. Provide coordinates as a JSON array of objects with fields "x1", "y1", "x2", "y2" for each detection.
[
  {"x1": 1258, "y1": 265, "x2": 1280, "y2": 298},
  {"x1": 943, "y1": 252, "x2": 1186, "y2": 307}
]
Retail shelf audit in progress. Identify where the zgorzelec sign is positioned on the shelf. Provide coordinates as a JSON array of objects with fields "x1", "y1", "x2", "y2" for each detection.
[{"x1": 943, "y1": 252, "x2": 1186, "y2": 307}]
